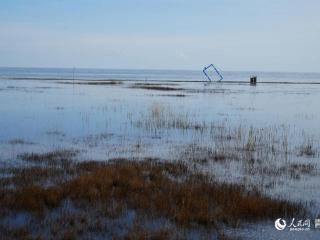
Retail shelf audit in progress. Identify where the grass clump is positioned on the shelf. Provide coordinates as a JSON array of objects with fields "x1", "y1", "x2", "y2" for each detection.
[{"x1": 0, "y1": 159, "x2": 304, "y2": 229}]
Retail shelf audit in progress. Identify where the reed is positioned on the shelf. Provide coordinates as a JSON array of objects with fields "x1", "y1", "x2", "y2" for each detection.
[{"x1": 0, "y1": 159, "x2": 305, "y2": 238}]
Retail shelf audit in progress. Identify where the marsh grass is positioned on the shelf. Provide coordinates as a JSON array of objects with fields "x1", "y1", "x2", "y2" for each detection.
[
  {"x1": 136, "y1": 104, "x2": 293, "y2": 153},
  {"x1": 73, "y1": 133, "x2": 114, "y2": 148},
  {"x1": 0, "y1": 157, "x2": 305, "y2": 239},
  {"x1": 136, "y1": 103, "x2": 209, "y2": 132},
  {"x1": 181, "y1": 145, "x2": 239, "y2": 164},
  {"x1": 18, "y1": 149, "x2": 78, "y2": 167},
  {"x1": 130, "y1": 83, "x2": 184, "y2": 91},
  {"x1": 45, "y1": 130, "x2": 66, "y2": 137},
  {"x1": 244, "y1": 161, "x2": 316, "y2": 180},
  {"x1": 299, "y1": 140, "x2": 317, "y2": 157},
  {"x1": 0, "y1": 167, "x2": 66, "y2": 188},
  {"x1": 7, "y1": 139, "x2": 34, "y2": 145},
  {"x1": 1, "y1": 103, "x2": 318, "y2": 238},
  {"x1": 135, "y1": 104, "x2": 319, "y2": 184},
  {"x1": 59, "y1": 80, "x2": 123, "y2": 85},
  {"x1": 157, "y1": 94, "x2": 187, "y2": 97}
]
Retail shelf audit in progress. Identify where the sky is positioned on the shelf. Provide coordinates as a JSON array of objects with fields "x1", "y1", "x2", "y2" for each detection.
[{"x1": 0, "y1": 0, "x2": 319, "y2": 72}]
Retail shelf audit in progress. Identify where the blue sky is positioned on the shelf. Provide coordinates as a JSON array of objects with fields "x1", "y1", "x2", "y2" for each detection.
[{"x1": 0, "y1": 0, "x2": 319, "y2": 71}]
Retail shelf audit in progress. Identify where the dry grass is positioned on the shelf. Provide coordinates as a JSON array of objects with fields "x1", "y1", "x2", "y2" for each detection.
[
  {"x1": 0, "y1": 159, "x2": 304, "y2": 228},
  {"x1": 0, "y1": 155, "x2": 308, "y2": 239}
]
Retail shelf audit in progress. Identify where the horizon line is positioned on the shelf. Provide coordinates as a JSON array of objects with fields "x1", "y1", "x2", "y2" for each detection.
[{"x1": 0, "y1": 66, "x2": 320, "y2": 75}]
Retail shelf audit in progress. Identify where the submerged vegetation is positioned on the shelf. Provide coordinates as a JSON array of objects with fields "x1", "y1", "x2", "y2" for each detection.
[
  {"x1": 59, "y1": 80, "x2": 123, "y2": 85},
  {"x1": 7, "y1": 139, "x2": 34, "y2": 145},
  {"x1": 299, "y1": 140, "x2": 317, "y2": 157},
  {"x1": 129, "y1": 83, "x2": 184, "y2": 91}
]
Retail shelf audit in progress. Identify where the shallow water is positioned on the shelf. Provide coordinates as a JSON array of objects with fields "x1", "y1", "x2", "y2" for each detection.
[
  {"x1": 1, "y1": 78, "x2": 319, "y2": 146},
  {"x1": 0, "y1": 70, "x2": 320, "y2": 239}
]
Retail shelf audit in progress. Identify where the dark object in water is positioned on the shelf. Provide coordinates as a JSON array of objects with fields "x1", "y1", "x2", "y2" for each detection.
[{"x1": 250, "y1": 76, "x2": 257, "y2": 85}]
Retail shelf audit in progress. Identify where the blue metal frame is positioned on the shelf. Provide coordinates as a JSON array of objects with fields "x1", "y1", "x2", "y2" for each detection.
[{"x1": 203, "y1": 64, "x2": 223, "y2": 82}]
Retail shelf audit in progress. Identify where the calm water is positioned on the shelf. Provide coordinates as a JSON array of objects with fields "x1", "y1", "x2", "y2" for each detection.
[
  {"x1": 0, "y1": 68, "x2": 319, "y2": 160},
  {"x1": 1, "y1": 67, "x2": 320, "y2": 82},
  {"x1": 0, "y1": 68, "x2": 320, "y2": 239}
]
